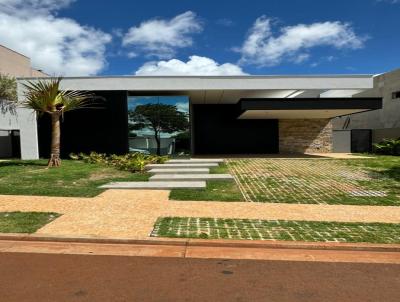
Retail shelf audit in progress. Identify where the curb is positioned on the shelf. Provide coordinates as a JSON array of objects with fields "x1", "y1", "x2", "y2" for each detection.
[{"x1": 0, "y1": 233, "x2": 399, "y2": 253}]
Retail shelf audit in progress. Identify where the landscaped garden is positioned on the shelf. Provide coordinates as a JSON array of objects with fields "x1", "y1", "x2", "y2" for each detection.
[
  {"x1": 2, "y1": 156, "x2": 400, "y2": 206},
  {"x1": 151, "y1": 217, "x2": 400, "y2": 244},
  {"x1": 0, "y1": 159, "x2": 149, "y2": 197},
  {"x1": 0, "y1": 211, "x2": 60, "y2": 233}
]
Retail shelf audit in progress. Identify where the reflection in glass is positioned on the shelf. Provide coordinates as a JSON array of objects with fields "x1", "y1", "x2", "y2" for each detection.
[{"x1": 127, "y1": 96, "x2": 190, "y2": 155}]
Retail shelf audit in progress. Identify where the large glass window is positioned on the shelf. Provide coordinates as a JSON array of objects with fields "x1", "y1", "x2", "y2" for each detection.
[{"x1": 127, "y1": 96, "x2": 190, "y2": 156}]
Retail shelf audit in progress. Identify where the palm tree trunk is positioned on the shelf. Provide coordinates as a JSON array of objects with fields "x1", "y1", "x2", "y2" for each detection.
[
  {"x1": 48, "y1": 113, "x2": 61, "y2": 167},
  {"x1": 154, "y1": 130, "x2": 161, "y2": 156}
]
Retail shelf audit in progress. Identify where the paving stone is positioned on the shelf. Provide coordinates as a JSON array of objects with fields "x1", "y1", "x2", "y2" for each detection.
[
  {"x1": 99, "y1": 181, "x2": 206, "y2": 189},
  {"x1": 349, "y1": 190, "x2": 387, "y2": 197},
  {"x1": 145, "y1": 163, "x2": 219, "y2": 169},
  {"x1": 167, "y1": 159, "x2": 224, "y2": 164},
  {"x1": 148, "y1": 168, "x2": 209, "y2": 174},
  {"x1": 149, "y1": 174, "x2": 234, "y2": 181}
]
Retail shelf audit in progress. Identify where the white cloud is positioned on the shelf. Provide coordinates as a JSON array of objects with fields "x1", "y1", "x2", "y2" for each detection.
[
  {"x1": 0, "y1": 0, "x2": 74, "y2": 15},
  {"x1": 175, "y1": 102, "x2": 189, "y2": 113},
  {"x1": 216, "y1": 18, "x2": 234, "y2": 27},
  {"x1": 238, "y1": 16, "x2": 367, "y2": 66},
  {"x1": 127, "y1": 51, "x2": 138, "y2": 58},
  {"x1": 135, "y1": 55, "x2": 248, "y2": 76},
  {"x1": 0, "y1": 0, "x2": 111, "y2": 76},
  {"x1": 376, "y1": 0, "x2": 400, "y2": 3},
  {"x1": 123, "y1": 11, "x2": 202, "y2": 59},
  {"x1": 292, "y1": 53, "x2": 310, "y2": 64}
]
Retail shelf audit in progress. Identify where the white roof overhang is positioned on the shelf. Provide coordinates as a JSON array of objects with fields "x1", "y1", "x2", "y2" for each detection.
[{"x1": 17, "y1": 75, "x2": 375, "y2": 104}]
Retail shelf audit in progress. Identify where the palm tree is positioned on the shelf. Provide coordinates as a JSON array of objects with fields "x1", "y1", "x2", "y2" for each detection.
[
  {"x1": 0, "y1": 73, "x2": 17, "y2": 114},
  {"x1": 22, "y1": 77, "x2": 93, "y2": 167}
]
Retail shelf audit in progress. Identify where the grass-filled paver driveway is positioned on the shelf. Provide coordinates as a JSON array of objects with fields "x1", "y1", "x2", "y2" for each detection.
[
  {"x1": 152, "y1": 217, "x2": 400, "y2": 244},
  {"x1": 226, "y1": 156, "x2": 400, "y2": 206},
  {"x1": 0, "y1": 160, "x2": 149, "y2": 197}
]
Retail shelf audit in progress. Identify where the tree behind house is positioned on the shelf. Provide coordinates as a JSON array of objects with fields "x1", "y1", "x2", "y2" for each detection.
[
  {"x1": 0, "y1": 74, "x2": 17, "y2": 114},
  {"x1": 128, "y1": 103, "x2": 189, "y2": 155}
]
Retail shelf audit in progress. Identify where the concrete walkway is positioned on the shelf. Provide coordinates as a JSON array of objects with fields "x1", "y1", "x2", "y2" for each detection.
[
  {"x1": 1, "y1": 190, "x2": 400, "y2": 239},
  {"x1": 100, "y1": 158, "x2": 230, "y2": 189}
]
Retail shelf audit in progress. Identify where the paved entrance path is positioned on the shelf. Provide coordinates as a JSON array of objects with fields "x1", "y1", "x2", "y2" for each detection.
[{"x1": 1, "y1": 190, "x2": 400, "y2": 239}]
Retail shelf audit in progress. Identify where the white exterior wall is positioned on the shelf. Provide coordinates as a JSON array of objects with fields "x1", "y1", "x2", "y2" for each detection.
[
  {"x1": 0, "y1": 108, "x2": 38, "y2": 159},
  {"x1": 333, "y1": 69, "x2": 400, "y2": 130}
]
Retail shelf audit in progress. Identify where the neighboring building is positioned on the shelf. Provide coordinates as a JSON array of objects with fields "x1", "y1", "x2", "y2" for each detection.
[
  {"x1": 8, "y1": 75, "x2": 382, "y2": 159},
  {"x1": 0, "y1": 44, "x2": 47, "y2": 77},
  {"x1": 0, "y1": 44, "x2": 47, "y2": 158},
  {"x1": 332, "y1": 68, "x2": 400, "y2": 152}
]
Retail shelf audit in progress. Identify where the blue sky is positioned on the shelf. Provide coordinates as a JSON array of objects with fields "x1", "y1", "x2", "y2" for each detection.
[{"x1": 0, "y1": 0, "x2": 399, "y2": 76}]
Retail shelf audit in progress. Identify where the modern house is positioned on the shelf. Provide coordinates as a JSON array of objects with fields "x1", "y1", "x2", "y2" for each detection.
[
  {"x1": 0, "y1": 44, "x2": 47, "y2": 158},
  {"x1": 333, "y1": 68, "x2": 400, "y2": 152},
  {"x1": 1, "y1": 74, "x2": 383, "y2": 159}
]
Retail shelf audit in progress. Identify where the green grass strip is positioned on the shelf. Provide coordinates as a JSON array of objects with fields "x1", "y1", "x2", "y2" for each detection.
[
  {"x1": 0, "y1": 212, "x2": 61, "y2": 233},
  {"x1": 151, "y1": 217, "x2": 400, "y2": 244}
]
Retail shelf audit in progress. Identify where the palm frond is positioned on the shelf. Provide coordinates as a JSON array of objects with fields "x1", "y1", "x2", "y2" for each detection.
[
  {"x1": 22, "y1": 77, "x2": 95, "y2": 114},
  {"x1": 59, "y1": 90, "x2": 95, "y2": 112}
]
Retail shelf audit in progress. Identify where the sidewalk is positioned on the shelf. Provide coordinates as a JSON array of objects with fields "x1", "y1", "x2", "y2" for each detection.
[
  {"x1": 1, "y1": 189, "x2": 400, "y2": 239},
  {"x1": 1, "y1": 237, "x2": 400, "y2": 263}
]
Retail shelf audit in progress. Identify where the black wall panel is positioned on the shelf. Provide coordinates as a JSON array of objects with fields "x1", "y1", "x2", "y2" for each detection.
[
  {"x1": 192, "y1": 104, "x2": 278, "y2": 154},
  {"x1": 38, "y1": 91, "x2": 128, "y2": 158},
  {"x1": 351, "y1": 129, "x2": 372, "y2": 153}
]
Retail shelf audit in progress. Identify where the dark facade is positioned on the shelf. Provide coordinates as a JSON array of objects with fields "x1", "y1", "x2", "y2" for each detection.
[
  {"x1": 192, "y1": 104, "x2": 279, "y2": 154},
  {"x1": 38, "y1": 91, "x2": 129, "y2": 158}
]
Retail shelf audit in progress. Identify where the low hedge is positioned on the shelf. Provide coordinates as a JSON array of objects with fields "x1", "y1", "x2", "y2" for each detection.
[
  {"x1": 70, "y1": 152, "x2": 168, "y2": 172},
  {"x1": 373, "y1": 138, "x2": 400, "y2": 156}
]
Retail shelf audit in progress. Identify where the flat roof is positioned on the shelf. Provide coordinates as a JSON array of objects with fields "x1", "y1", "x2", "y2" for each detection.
[
  {"x1": 17, "y1": 74, "x2": 374, "y2": 80},
  {"x1": 17, "y1": 75, "x2": 375, "y2": 93}
]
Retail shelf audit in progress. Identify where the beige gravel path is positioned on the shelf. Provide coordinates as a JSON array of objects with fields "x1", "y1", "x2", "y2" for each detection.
[
  {"x1": 305, "y1": 153, "x2": 373, "y2": 159},
  {"x1": 1, "y1": 190, "x2": 400, "y2": 239}
]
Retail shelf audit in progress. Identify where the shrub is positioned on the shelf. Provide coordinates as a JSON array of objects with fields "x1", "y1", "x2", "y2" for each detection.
[
  {"x1": 69, "y1": 152, "x2": 168, "y2": 172},
  {"x1": 373, "y1": 138, "x2": 400, "y2": 155}
]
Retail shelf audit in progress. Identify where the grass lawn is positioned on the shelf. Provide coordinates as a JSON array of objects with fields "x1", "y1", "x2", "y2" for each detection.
[
  {"x1": 0, "y1": 212, "x2": 60, "y2": 233},
  {"x1": 152, "y1": 217, "x2": 400, "y2": 244},
  {"x1": 226, "y1": 156, "x2": 400, "y2": 205},
  {"x1": 169, "y1": 163, "x2": 244, "y2": 201},
  {"x1": 0, "y1": 160, "x2": 149, "y2": 197}
]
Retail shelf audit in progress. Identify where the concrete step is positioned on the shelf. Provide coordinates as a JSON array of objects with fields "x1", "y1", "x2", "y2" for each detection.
[
  {"x1": 99, "y1": 181, "x2": 206, "y2": 189},
  {"x1": 167, "y1": 159, "x2": 224, "y2": 164},
  {"x1": 149, "y1": 174, "x2": 234, "y2": 181},
  {"x1": 148, "y1": 168, "x2": 209, "y2": 174},
  {"x1": 145, "y1": 163, "x2": 218, "y2": 170}
]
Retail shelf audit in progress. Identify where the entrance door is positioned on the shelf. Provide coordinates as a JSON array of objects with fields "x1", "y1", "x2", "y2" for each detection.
[
  {"x1": 351, "y1": 129, "x2": 372, "y2": 153},
  {"x1": 0, "y1": 130, "x2": 20, "y2": 158},
  {"x1": 11, "y1": 130, "x2": 21, "y2": 158}
]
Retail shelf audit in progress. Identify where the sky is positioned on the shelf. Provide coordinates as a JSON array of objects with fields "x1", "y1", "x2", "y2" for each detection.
[{"x1": 0, "y1": 0, "x2": 399, "y2": 76}]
